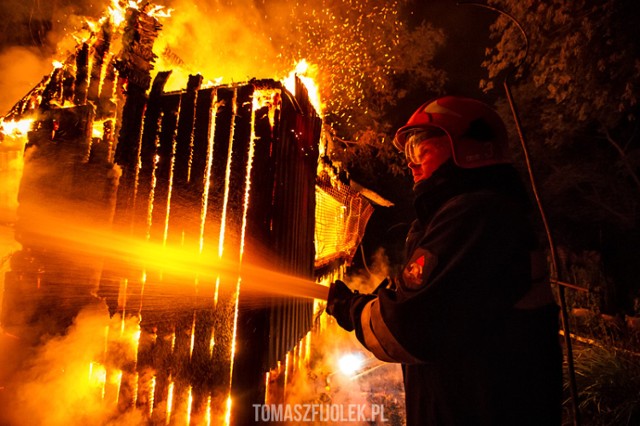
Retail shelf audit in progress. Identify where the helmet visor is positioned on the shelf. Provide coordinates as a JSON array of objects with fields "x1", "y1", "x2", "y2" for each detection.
[{"x1": 402, "y1": 127, "x2": 447, "y2": 163}]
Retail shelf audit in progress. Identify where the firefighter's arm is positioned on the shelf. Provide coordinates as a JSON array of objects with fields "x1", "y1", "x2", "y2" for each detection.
[{"x1": 326, "y1": 279, "x2": 418, "y2": 362}]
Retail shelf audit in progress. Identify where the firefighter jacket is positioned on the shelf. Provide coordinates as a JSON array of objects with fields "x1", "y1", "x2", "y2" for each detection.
[{"x1": 351, "y1": 162, "x2": 563, "y2": 425}]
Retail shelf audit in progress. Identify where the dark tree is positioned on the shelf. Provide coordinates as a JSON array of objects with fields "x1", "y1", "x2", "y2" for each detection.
[{"x1": 482, "y1": 0, "x2": 640, "y2": 313}]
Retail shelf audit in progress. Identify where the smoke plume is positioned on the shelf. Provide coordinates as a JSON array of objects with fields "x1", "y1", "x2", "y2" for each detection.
[{"x1": 0, "y1": 303, "x2": 148, "y2": 426}]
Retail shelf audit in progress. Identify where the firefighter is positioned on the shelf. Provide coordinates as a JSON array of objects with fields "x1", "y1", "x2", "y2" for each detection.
[{"x1": 327, "y1": 96, "x2": 563, "y2": 425}]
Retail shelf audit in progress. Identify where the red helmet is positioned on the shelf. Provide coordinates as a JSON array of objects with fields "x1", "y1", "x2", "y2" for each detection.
[{"x1": 393, "y1": 96, "x2": 511, "y2": 168}]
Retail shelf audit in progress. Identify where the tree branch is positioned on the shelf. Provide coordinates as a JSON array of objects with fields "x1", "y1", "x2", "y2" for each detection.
[{"x1": 603, "y1": 127, "x2": 640, "y2": 194}]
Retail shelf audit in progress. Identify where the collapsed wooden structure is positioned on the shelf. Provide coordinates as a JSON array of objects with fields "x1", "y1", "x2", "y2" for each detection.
[{"x1": 1, "y1": 4, "x2": 376, "y2": 425}]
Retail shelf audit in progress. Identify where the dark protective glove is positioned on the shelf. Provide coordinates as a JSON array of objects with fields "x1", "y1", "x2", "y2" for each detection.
[
  {"x1": 326, "y1": 280, "x2": 359, "y2": 331},
  {"x1": 326, "y1": 279, "x2": 379, "y2": 332}
]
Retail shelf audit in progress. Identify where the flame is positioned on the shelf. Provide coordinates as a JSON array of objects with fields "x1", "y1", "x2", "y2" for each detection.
[
  {"x1": 132, "y1": 328, "x2": 141, "y2": 353},
  {"x1": 205, "y1": 395, "x2": 212, "y2": 426},
  {"x1": 107, "y1": 0, "x2": 173, "y2": 28},
  {"x1": 214, "y1": 276, "x2": 220, "y2": 307},
  {"x1": 239, "y1": 100, "x2": 258, "y2": 260},
  {"x1": 200, "y1": 98, "x2": 218, "y2": 254},
  {"x1": 140, "y1": 272, "x2": 147, "y2": 313},
  {"x1": 118, "y1": 279, "x2": 129, "y2": 335},
  {"x1": 218, "y1": 88, "x2": 238, "y2": 258},
  {"x1": 170, "y1": 330, "x2": 176, "y2": 352},
  {"x1": 107, "y1": 2, "x2": 126, "y2": 28},
  {"x1": 284, "y1": 351, "x2": 290, "y2": 398},
  {"x1": 264, "y1": 372, "x2": 270, "y2": 405},
  {"x1": 88, "y1": 362, "x2": 107, "y2": 399},
  {"x1": 253, "y1": 89, "x2": 280, "y2": 130},
  {"x1": 85, "y1": 19, "x2": 100, "y2": 34},
  {"x1": 1, "y1": 118, "x2": 34, "y2": 137},
  {"x1": 282, "y1": 59, "x2": 323, "y2": 115},
  {"x1": 305, "y1": 331, "x2": 311, "y2": 364},
  {"x1": 133, "y1": 372, "x2": 139, "y2": 406},
  {"x1": 189, "y1": 312, "x2": 196, "y2": 359},
  {"x1": 146, "y1": 5, "x2": 173, "y2": 19},
  {"x1": 92, "y1": 120, "x2": 106, "y2": 139},
  {"x1": 186, "y1": 386, "x2": 193, "y2": 424},
  {"x1": 114, "y1": 369, "x2": 124, "y2": 404},
  {"x1": 149, "y1": 375, "x2": 157, "y2": 415},
  {"x1": 146, "y1": 154, "x2": 160, "y2": 240},
  {"x1": 166, "y1": 379, "x2": 175, "y2": 424},
  {"x1": 298, "y1": 336, "x2": 304, "y2": 367},
  {"x1": 224, "y1": 395, "x2": 232, "y2": 426},
  {"x1": 163, "y1": 134, "x2": 177, "y2": 245}
]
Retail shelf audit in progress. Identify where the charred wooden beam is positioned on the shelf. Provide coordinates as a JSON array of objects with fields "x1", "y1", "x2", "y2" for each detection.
[
  {"x1": 174, "y1": 74, "x2": 203, "y2": 185},
  {"x1": 40, "y1": 67, "x2": 63, "y2": 111},
  {"x1": 62, "y1": 68, "x2": 75, "y2": 105},
  {"x1": 74, "y1": 43, "x2": 90, "y2": 105},
  {"x1": 97, "y1": 60, "x2": 117, "y2": 119},
  {"x1": 165, "y1": 74, "x2": 202, "y2": 245},
  {"x1": 134, "y1": 70, "x2": 172, "y2": 235},
  {"x1": 149, "y1": 93, "x2": 180, "y2": 242},
  {"x1": 203, "y1": 86, "x2": 235, "y2": 241},
  {"x1": 115, "y1": 7, "x2": 160, "y2": 92},
  {"x1": 87, "y1": 20, "x2": 113, "y2": 104}
]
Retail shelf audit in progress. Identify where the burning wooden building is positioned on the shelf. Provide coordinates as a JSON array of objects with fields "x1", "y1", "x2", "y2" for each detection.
[{"x1": 0, "y1": 3, "x2": 378, "y2": 425}]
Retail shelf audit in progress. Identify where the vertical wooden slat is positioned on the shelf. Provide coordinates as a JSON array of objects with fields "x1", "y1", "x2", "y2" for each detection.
[
  {"x1": 149, "y1": 94, "x2": 181, "y2": 242},
  {"x1": 168, "y1": 74, "x2": 202, "y2": 246},
  {"x1": 87, "y1": 22, "x2": 112, "y2": 104},
  {"x1": 74, "y1": 43, "x2": 90, "y2": 105}
]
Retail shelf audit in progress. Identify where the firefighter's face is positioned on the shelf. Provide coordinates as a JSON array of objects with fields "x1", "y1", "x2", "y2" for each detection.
[{"x1": 405, "y1": 133, "x2": 452, "y2": 183}]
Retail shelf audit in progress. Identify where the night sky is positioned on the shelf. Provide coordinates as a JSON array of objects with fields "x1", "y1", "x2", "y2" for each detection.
[{"x1": 408, "y1": 0, "x2": 496, "y2": 99}]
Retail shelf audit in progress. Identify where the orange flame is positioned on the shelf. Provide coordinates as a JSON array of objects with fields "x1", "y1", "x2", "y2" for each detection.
[
  {"x1": 283, "y1": 59, "x2": 323, "y2": 115},
  {"x1": 166, "y1": 379, "x2": 175, "y2": 424},
  {"x1": 1, "y1": 118, "x2": 34, "y2": 137},
  {"x1": 88, "y1": 362, "x2": 107, "y2": 399},
  {"x1": 149, "y1": 375, "x2": 157, "y2": 415},
  {"x1": 108, "y1": 0, "x2": 172, "y2": 27}
]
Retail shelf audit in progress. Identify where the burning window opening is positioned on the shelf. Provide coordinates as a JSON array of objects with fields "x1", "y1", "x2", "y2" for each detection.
[{"x1": 0, "y1": 1, "x2": 391, "y2": 425}]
